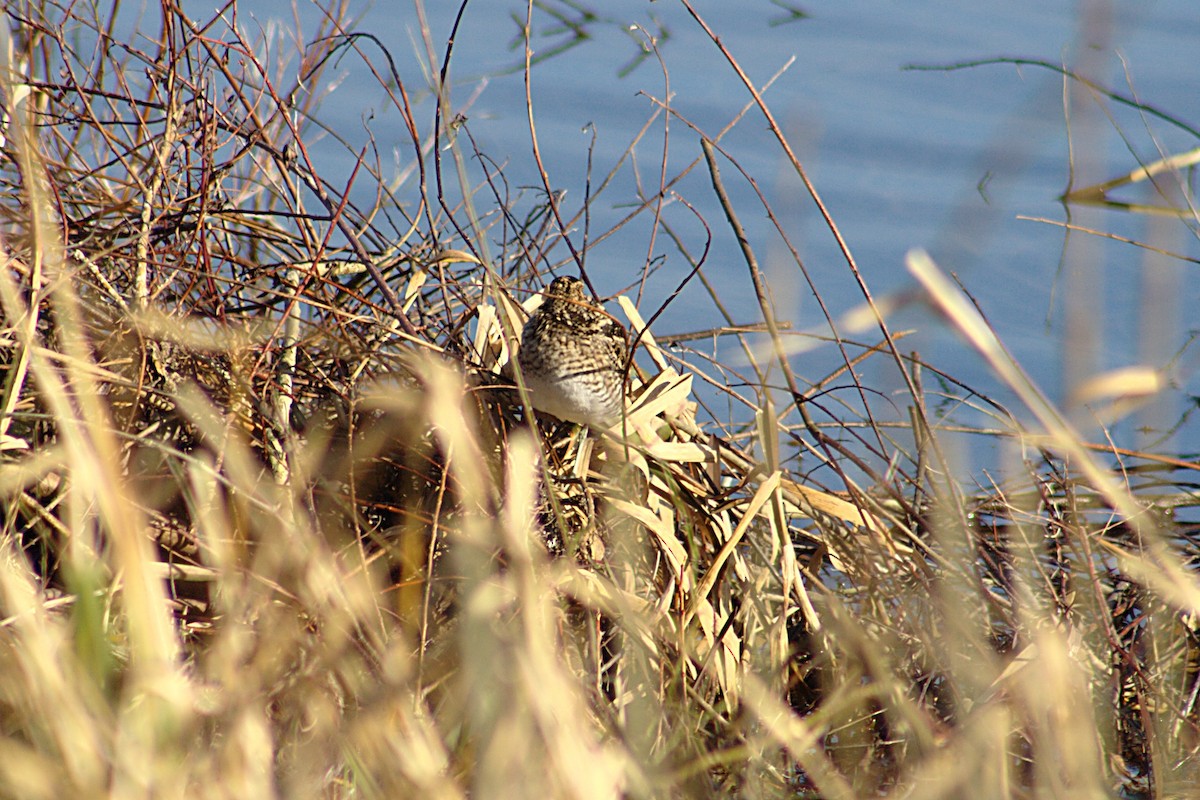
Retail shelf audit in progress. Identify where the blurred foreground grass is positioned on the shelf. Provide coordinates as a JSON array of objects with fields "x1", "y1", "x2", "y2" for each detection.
[{"x1": 0, "y1": 2, "x2": 1198, "y2": 798}]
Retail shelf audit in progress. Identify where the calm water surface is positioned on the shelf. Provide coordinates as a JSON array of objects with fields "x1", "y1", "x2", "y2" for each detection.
[{"x1": 211, "y1": 0, "x2": 1200, "y2": 468}]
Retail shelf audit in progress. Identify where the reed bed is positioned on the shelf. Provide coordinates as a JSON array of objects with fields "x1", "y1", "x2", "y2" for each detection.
[{"x1": 0, "y1": 1, "x2": 1197, "y2": 798}]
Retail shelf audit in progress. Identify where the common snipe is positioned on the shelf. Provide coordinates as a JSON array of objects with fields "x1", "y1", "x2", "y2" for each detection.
[{"x1": 517, "y1": 276, "x2": 628, "y2": 427}]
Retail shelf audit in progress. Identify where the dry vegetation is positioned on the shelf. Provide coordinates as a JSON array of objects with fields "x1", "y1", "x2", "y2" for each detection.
[{"x1": 0, "y1": 1, "x2": 1198, "y2": 798}]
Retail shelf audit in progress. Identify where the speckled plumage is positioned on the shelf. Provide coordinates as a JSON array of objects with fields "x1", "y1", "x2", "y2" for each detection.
[{"x1": 517, "y1": 276, "x2": 628, "y2": 427}]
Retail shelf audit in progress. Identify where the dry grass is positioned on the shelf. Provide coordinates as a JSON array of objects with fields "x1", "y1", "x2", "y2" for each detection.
[{"x1": 0, "y1": 1, "x2": 1197, "y2": 798}]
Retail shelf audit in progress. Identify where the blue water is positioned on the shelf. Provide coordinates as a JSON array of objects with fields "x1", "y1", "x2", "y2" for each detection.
[{"x1": 205, "y1": 0, "x2": 1200, "y2": 467}]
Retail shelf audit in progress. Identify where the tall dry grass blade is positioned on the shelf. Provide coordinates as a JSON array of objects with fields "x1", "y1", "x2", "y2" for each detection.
[{"x1": 909, "y1": 249, "x2": 1200, "y2": 616}]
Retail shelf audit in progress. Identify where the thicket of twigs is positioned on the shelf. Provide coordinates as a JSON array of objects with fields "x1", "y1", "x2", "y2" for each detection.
[{"x1": 0, "y1": 1, "x2": 1197, "y2": 798}]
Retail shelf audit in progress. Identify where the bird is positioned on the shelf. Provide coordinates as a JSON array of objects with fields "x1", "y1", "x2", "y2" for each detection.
[{"x1": 517, "y1": 276, "x2": 628, "y2": 428}]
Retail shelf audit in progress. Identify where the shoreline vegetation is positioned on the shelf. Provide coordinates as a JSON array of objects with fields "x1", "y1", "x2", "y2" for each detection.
[{"x1": 0, "y1": 2, "x2": 1197, "y2": 797}]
